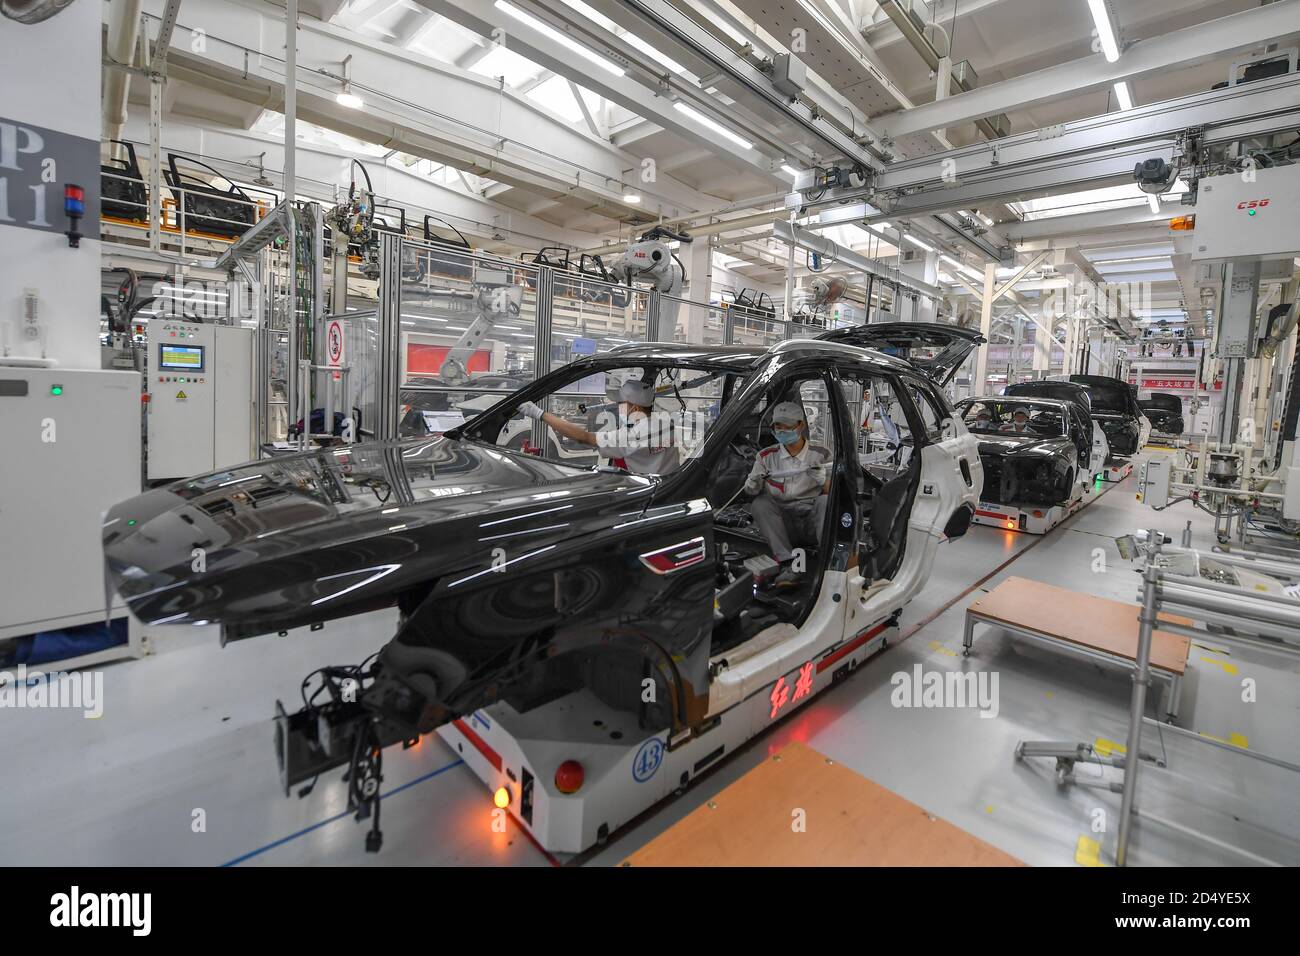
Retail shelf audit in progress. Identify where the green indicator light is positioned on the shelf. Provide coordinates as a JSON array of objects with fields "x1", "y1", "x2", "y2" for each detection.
[
  {"x1": 1248, "y1": 209, "x2": 1256, "y2": 216},
  {"x1": 50, "y1": 385, "x2": 63, "y2": 396},
  {"x1": 127, "y1": 519, "x2": 137, "y2": 526}
]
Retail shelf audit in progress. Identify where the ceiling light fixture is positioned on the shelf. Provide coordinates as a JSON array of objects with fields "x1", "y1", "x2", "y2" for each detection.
[
  {"x1": 1147, "y1": 194, "x2": 1161, "y2": 214},
  {"x1": 335, "y1": 55, "x2": 364, "y2": 109},
  {"x1": 781, "y1": 164, "x2": 801, "y2": 178},
  {"x1": 903, "y1": 234, "x2": 935, "y2": 252},
  {"x1": 495, "y1": 0, "x2": 626, "y2": 77},
  {"x1": 1113, "y1": 80, "x2": 1134, "y2": 111},
  {"x1": 1086, "y1": 0, "x2": 1121, "y2": 63},
  {"x1": 673, "y1": 101, "x2": 754, "y2": 150},
  {"x1": 623, "y1": 189, "x2": 642, "y2": 204}
]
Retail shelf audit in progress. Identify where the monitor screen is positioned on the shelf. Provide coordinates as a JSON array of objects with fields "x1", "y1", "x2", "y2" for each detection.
[{"x1": 159, "y1": 345, "x2": 205, "y2": 371}]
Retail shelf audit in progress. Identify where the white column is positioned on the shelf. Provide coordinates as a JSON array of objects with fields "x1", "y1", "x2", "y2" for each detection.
[
  {"x1": 1032, "y1": 312, "x2": 1052, "y2": 376},
  {"x1": 973, "y1": 262, "x2": 996, "y2": 394},
  {"x1": 681, "y1": 236, "x2": 712, "y2": 344}
]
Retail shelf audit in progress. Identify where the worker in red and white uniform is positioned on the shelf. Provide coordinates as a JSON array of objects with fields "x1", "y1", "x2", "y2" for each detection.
[
  {"x1": 520, "y1": 378, "x2": 679, "y2": 475},
  {"x1": 744, "y1": 401, "x2": 831, "y2": 586}
]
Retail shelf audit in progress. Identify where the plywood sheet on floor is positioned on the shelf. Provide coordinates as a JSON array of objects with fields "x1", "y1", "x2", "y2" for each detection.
[{"x1": 621, "y1": 741, "x2": 1023, "y2": 867}]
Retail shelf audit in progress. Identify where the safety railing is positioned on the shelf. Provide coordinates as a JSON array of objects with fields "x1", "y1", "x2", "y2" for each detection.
[
  {"x1": 1116, "y1": 535, "x2": 1300, "y2": 866},
  {"x1": 382, "y1": 235, "x2": 719, "y2": 440},
  {"x1": 100, "y1": 167, "x2": 279, "y2": 261}
]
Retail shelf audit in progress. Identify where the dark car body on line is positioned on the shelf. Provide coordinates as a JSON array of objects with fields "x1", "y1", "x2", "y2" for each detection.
[
  {"x1": 103, "y1": 336, "x2": 984, "y2": 807},
  {"x1": 955, "y1": 397, "x2": 1089, "y2": 506},
  {"x1": 1139, "y1": 392, "x2": 1186, "y2": 436},
  {"x1": 1067, "y1": 374, "x2": 1149, "y2": 457}
]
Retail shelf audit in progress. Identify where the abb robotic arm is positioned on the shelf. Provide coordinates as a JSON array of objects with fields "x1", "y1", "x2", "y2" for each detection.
[
  {"x1": 606, "y1": 234, "x2": 688, "y2": 341},
  {"x1": 438, "y1": 271, "x2": 523, "y2": 386}
]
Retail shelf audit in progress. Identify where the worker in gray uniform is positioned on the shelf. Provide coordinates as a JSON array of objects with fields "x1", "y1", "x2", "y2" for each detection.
[
  {"x1": 520, "y1": 378, "x2": 679, "y2": 475},
  {"x1": 744, "y1": 401, "x2": 832, "y2": 586}
]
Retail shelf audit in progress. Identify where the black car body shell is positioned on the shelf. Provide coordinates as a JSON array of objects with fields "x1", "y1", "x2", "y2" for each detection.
[
  {"x1": 103, "y1": 339, "x2": 955, "y2": 742},
  {"x1": 1069, "y1": 374, "x2": 1146, "y2": 456},
  {"x1": 955, "y1": 398, "x2": 1083, "y2": 506},
  {"x1": 1139, "y1": 392, "x2": 1185, "y2": 435}
]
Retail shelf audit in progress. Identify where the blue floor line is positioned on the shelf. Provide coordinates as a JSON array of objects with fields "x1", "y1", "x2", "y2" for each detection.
[{"x1": 221, "y1": 758, "x2": 465, "y2": 867}]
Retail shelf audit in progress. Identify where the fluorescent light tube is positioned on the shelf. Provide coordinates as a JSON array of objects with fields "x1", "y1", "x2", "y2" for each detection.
[
  {"x1": 1113, "y1": 80, "x2": 1134, "y2": 111},
  {"x1": 495, "y1": 1, "x2": 625, "y2": 77},
  {"x1": 1086, "y1": 0, "x2": 1120, "y2": 63},
  {"x1": 673, "y1": 101, "x2": 754, "y2": 150}
]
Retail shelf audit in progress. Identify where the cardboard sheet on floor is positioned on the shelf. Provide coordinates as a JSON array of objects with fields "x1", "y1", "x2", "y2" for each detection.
[
  {"x1": 621, "y1": 741, "x2": 1023, "y2": 867},
  {"x1": 970, "y1": 576, "x2": 1190, "y2": 675}
]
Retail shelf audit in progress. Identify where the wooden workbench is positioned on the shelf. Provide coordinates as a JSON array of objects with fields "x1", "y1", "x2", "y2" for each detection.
[
  {"x1": 966, "y1": 576, "x2": 1192, "y2": 674},
  {"x1": 621, "y1": 741, "x2": 1023, "y2": 867},
  {"x1": 962, "y1": 575, "x2": 1192, "y2": 719}
]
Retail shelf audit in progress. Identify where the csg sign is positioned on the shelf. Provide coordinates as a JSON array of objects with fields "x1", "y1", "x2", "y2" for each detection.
[
  {"x1": 0, "y1": 117, "x2": 100, "y2": 239},
  {"x1": 1237, "y1": 199, "x2": 1270, "y2": 210}
]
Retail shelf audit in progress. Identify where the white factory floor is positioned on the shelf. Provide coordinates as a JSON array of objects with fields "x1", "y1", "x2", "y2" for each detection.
[{"x1": 3, "y1": 450, "x2": 1298, "y2": 868}]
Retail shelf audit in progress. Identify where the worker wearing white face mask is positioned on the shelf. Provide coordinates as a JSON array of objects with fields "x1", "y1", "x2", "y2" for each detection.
[
  {"x1": 520, "y1": 378, "x2": 679, "y2": 475},
  {"x1": 1000, "y1": 406, "x2": 1033, "y2": 433},
  {"x1": 744, "y1": 401, "x2": 832, "y2": 587}
]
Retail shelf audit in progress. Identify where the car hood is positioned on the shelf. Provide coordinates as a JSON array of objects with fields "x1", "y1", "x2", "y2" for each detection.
[
  {"x1": 1069, "y1": 375, "x2": 1139, "y2": 415},
  {"x1": 1004, "y1": 381, "x2": 1093, "y2": 417},
  {"x1": 103, "y1": 437, "x2": 654, "y2": 634},
  {"x1": 1140, "y1": 396, "x2": 1182, "y2": 415},
  {"x1": 975, "y1": 434, "x2": 1075, "y2": 459},
  {"x1": 815, "y1": 321, "x2": 985, "y2": 385}
]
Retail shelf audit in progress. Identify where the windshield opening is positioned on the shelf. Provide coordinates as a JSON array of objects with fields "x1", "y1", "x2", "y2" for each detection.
[
  {"x1": 458, "y1": 361, "x2": 751, "y2": 477},
  {"x1": 959, "y1": 399, "x2": 1067, "y2": 437}
]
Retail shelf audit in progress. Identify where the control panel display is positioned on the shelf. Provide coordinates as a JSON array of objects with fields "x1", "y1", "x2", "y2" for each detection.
[{"x1": 159, "y1": 345, "x2": 206, "y2": 371}]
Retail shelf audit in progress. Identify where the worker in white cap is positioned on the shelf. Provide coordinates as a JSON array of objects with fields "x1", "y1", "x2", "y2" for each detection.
[
  {"x1": 519, "y1": 377, "x2": 679, "y2": 475},
  {"x1": 744, "y1": 400, "x2": 831, "y2": 586},
  {"x1": 1001, "y1": 406, "x2": 1033, "y2": 434}
]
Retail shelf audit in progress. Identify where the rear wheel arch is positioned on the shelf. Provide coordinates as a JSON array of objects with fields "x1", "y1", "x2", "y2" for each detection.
[{"x1": 943, "y1": 504, "x2": 974, "y2": 540}]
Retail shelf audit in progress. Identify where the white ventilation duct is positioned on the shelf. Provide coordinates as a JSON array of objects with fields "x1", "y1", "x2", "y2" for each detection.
[{"x1": 103, "y1": 0, "x2": 143, "y2": 147}]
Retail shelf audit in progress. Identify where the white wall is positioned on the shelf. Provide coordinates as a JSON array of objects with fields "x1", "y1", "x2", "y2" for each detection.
[{"x1": 0, "y1": 1, "x2": 102, "y2": 368}]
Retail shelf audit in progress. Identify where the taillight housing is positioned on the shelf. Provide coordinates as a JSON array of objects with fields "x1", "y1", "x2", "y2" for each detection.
[{"x1": 555, "y1": 760, "x2": 584, "y2": 794}]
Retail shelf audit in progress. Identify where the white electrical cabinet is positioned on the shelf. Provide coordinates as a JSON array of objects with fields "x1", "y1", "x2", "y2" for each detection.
[
  {"x1": 146, "y1": 320, "x2": 254, "y2": 480},
  {"x1": 0, "y1": 367, "x2": 141, "y2": 640},
  {"x1": 1138, "y1": 457, "x2": 1173, "y2": 509},
  {"x1": 1191, "y1": 165, "x2": 1300, "y2": 263}
]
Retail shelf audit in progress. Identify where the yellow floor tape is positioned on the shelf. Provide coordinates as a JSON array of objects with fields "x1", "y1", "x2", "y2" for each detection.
[
  {"x1": 1199, "y1": 656, "x2": 1240, "y2": 675},
  {"x1": 1075, "y1": 835, "x2": 1105, "y2": 867},
  {"x1": 927, "y1": 640, "x2": 958, "y2": 658},
  {"x1": 1094, "y1": 737, "x2": 1126, "y2": 757}
]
